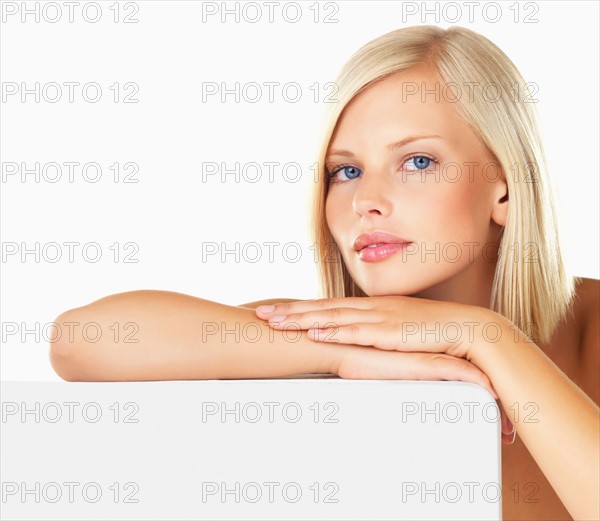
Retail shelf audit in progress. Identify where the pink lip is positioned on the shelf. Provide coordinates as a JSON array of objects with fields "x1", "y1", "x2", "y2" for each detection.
[
  {"x1": 357, "y1": 242, "x2": 411, "y2": 262},
  {"x1": 353, "y1": 231, "x2": 412, "y2": 252}
]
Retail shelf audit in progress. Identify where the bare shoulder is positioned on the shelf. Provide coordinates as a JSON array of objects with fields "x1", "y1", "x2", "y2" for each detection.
[
  {"x1": 572, "y1": 277, "x2": 600, "y2": 334},
  {"x1": 237, "y1": 298, "x2": 307, "y2": 310},
  {"x1": 574, "y1": 277, "x2": 600, "y2": 311},
  {"x1": 574, "y1": 277, "x2": 600, "y2": 404}
]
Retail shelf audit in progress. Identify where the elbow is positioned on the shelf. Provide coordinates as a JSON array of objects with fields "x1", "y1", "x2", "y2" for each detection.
[{"x1": 48, "y1": 308, "x2": 87, "y2": 382}]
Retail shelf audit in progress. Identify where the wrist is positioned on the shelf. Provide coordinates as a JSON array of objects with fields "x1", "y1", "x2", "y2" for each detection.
[
  {"x1": 461, "y1": 305, "x2": 514, "y2": 365},
  {"x1": 298, "y1": 330, "x2": 344, "y2": 375},
  {"x1": 320, "y1": 340, "x2": 345, "y2": 375}
]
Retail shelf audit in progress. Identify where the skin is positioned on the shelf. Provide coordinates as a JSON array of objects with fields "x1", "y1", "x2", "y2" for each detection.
[
  {"x1": 249, "y1": 66, "x2": 600, "y2": 520},
  {"x1": 324, "y1": 64, "x2": 507, "y2": 306},
  {"x1": 50, "y1": 64, "x2": 598, "y2": 521}
]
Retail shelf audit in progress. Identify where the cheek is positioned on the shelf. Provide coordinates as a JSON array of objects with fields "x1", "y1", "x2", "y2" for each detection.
[
  {"x1": 420, "y1": 180, "x2": 487, "y2": 240},
  {"x1": 325, "y1": 191, "x2": 345, "y2": 238},
  {"x1": 325, "y1": 191, "x2": 354, "y2": 262}
]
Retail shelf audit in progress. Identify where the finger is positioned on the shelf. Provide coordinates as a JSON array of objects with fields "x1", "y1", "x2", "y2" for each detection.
[
  {"x1": 499, "y1": 402, "x2": 516, "y2": 445},
  {"x1": 308, "y1": 322, "x2": 452, "y2": 354},
  {"x1": 502, "y1": 428, "x2": 517, "y2": 445},
  {"x1": 337, "y1": 349, "x2": 499, "y2": 400},
  {"x1": 424, "y1": 354, "x2": 499, "y2": 400},
  {"x1": 500, "y1": 406, "x2": 514, "y2": 435},
  {"x1": 308, "y1": 322, "x2": 398, "y2": 349},
  {"x1": 266, "y1": 308, "x2": 380, "y2": 330},
  {"x1": 255, "y1": 297, "x2": 374, "y2": 318},
  {"x1": 421, "y1": 355, "x2": 509, "y2": 440}
]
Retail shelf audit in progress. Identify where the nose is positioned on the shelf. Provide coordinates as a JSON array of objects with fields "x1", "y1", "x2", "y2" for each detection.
[{"x1": 352, "y1": 173, "x2": 393, "y2": 217}]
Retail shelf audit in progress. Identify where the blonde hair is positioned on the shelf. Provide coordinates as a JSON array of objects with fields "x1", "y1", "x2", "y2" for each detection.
[{"x1": 309, "y1": 25, "x2": 580, "y2": 345}]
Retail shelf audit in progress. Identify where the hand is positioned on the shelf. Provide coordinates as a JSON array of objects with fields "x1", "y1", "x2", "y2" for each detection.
[
  {"x1": 332, "y1": 346, "x2": 516, "y2": 445},
  {"x1": 256, "y1": 295, "x2": 485, "y2": 355},
  {"x1": 256, "y1": 296, "x2": 516, "y2": 444}
]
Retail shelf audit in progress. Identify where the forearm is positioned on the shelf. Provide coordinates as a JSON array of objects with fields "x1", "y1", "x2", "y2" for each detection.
[
  {"x1": 49, "y1": 290, "x2": 340, "y2": 381},
  {"x1": 468, "y1": 309, "x2": 599, "y2": 520}
]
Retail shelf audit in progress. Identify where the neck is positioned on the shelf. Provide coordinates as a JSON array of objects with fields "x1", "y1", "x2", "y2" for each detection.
[{"x1": 412, "y1": 251, "x2": 499, "y2": 310}]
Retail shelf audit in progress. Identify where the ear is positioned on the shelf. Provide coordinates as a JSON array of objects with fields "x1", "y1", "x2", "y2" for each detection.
[{"x1": 491, "y1": 177, "x2": 509, "y2": 227}]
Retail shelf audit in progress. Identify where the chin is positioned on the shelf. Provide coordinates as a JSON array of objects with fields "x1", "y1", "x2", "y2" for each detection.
[
  {"x1": 350, "y1": 263, "x2": 463, "y2": 298},
  {"x1": 353, "y1": 275, "x2": 426, "y2": 297}
]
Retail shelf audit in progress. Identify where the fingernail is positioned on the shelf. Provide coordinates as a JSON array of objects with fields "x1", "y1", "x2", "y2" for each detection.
[
  {"x1": 256, "y1": 305, "x2": 275, "y2": 313},
  {"x1": 268, "y1": 315, "x2": 287, "y2": 322}
]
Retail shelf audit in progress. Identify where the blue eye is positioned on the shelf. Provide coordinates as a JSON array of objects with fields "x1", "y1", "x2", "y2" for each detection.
[
  {"x1": 406, "y1": 155, "x2": 433, "y2": 171},
  {"x1": 327, "y1": 165, "x2": 362, "y2": 183},
  {"x1": 327, "y1": 154, "x2": 438, "y2": 184}
]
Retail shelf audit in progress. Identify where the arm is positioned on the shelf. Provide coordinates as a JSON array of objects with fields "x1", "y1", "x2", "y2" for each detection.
[
  {"x1": 467, "y1": 307, "x2": 599, "y2": 520},
  {"x1": 237, "y1": 298, "x2": 307, "y2": 309},
  {"x1": 49, "y1": 291, "x2": 498, "y2": 393},
  {"x1": 49, "y1": 290, "x2": 338, "y2": 382}
]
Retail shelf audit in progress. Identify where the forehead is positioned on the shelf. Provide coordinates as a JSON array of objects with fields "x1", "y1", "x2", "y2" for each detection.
[{"x1": 328, "y1": 66, "x2": 469, "y2": 148}]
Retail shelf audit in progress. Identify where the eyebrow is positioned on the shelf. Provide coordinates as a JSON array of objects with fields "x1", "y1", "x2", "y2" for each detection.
[{"x1": 326, "y1": 134, "x2": 443, "y2": 158}]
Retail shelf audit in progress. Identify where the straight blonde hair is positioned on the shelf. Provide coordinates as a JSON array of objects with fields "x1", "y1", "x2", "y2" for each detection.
[{"x1": 308, "y1": 25, "x2": 580, "y2": 345}]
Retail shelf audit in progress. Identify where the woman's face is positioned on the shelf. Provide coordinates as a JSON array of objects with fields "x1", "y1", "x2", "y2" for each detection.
[{"x1": 324, "y1": 65, "x2": 509, "y2": 304}]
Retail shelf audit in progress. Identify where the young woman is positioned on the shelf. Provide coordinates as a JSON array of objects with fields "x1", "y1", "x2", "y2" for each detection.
[{"x1": 50, "y1": 26, "x2": 598, "y2": 520}]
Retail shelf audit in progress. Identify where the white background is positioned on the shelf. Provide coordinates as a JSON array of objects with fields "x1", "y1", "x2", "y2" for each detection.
[{"x1": 1, "y1": 0, "x2": 599, "y2": 381}]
